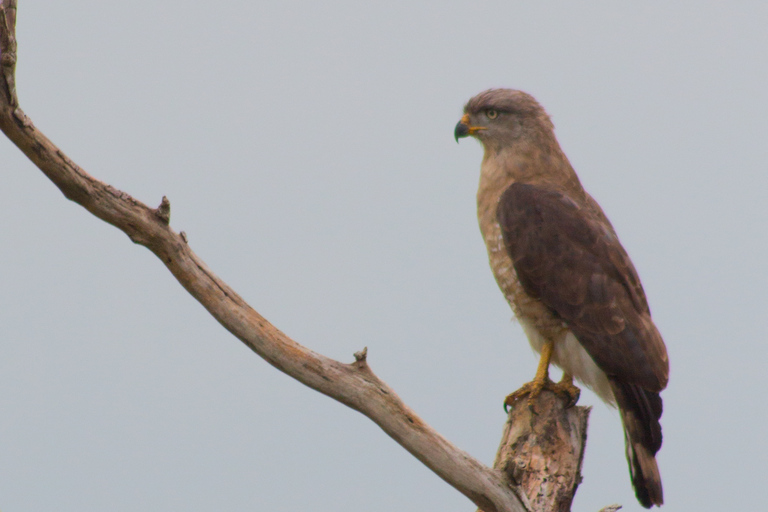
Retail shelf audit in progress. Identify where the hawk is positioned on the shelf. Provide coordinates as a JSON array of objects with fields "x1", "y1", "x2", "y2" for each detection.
[{"x1": 455, "y1": 89, "x2": 669, "y2": 508}]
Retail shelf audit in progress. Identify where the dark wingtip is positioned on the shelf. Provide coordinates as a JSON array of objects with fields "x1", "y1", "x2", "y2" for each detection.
[{"x1": 610, "y1": 379, "x2": 665, "y2": 508}]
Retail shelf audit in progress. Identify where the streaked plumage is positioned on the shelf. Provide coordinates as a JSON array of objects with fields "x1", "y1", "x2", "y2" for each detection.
[{"x1": 455, "y1": 89, "x2": 669, "y2": 508}]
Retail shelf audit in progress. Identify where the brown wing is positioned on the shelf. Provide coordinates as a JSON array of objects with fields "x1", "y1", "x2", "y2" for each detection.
[
  {"x1": 497, "y1": 182, "x2": 669, "y2": 507},
  {"x1": 496, "y1": 182, "x2": 668, "y2": 391}
]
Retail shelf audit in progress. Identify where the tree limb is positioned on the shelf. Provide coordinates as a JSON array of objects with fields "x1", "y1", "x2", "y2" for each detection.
[
  {"x1": 486, "y1": 392, "x2": 591, "y2": 512},
  {"x1": 0, "y1": 3, "x2": 610, "y2": 511},
  {"x1": 0, "y1": 3, "x2": 528, "y2": 511}
]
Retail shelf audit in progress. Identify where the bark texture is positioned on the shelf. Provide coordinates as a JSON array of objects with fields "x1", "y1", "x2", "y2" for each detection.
[{"x1": 486, "y1": 392, "x2": 591, "y2": 512}]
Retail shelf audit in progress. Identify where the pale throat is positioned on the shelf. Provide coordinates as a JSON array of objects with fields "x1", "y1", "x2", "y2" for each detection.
[{"x1": 476, "y1": 147, "x2": 526, "y2": 228}]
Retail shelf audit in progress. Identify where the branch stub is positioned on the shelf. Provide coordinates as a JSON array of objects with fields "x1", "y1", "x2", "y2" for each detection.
[
  {"x1": 155, "y1": 196, "x2": 171, "y2": 224},
  {"x1": 353, "y1": 346, "x2": 368, "y2": 362}
]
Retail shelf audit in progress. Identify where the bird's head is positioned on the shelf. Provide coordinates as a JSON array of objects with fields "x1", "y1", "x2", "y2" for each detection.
[{"x1": 454, "y1": 89, "x2": 554, "y2": 153}]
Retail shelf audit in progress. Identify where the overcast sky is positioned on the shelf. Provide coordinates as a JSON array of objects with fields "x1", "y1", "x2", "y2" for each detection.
[{"x1": 2, "y1": 2, "x2": 767, "y2": 511}]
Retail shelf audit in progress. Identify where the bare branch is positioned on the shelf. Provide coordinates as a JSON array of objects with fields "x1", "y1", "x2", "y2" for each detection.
[
  {"x1": 487, "y1": 392, "x2": 590, "y2": 512},
  {"x1": 0, "y1": 0, "x2": 17, "y2": 107},
  {"x1": 0, "y1": 5, "x2": 527, "y2": 512},
  {"x1": 0, "y1": 5, "x2": 613, "y2": 511}
]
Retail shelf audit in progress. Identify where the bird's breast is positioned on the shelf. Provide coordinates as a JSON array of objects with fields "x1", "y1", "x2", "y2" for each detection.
[
  {"x1": 479, "y1": 212, "x2": 565, "y2": 338},
  {"x1": 476, "y1": 158, "x2": 566, "y2": 338},
  {"x1": 476, "y1": 178, "x2": 614, "y2": 404}
]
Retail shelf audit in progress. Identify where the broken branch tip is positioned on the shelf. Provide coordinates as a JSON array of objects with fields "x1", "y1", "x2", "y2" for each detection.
[
  {"x1": 353, "y1": 346, "x2": 368, "y2": 362},
  {"x1": 154, "y1": 196, "x2": 171, "y2": 224}
]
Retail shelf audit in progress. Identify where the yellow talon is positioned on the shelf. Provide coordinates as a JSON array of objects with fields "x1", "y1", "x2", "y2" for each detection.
[{"x1": 504, "y1": 341, "x2": 581, "y2": 412}]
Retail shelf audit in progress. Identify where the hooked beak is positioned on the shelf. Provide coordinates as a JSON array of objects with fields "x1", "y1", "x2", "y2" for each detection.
[{"x1": 454, "y1": 113, "x2": 485, "y2": 142}]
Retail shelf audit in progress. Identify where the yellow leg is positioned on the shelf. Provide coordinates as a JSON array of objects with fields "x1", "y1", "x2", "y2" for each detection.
[
  {"x1": 532, "y1": 339, "x2": 554, "y2": 385},
  {"x1": 504, "y1": 341, "x2": 580, "y2": 411}
]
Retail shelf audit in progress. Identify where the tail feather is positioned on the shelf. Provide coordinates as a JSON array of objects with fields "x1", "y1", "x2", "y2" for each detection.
[{"x1": 610, "y1": 379, "x2": 664, "y2": 508}]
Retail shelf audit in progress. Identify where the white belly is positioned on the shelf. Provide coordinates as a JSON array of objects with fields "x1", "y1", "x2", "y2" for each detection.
[{"x1": 519, "y1": 317, "x2": 616, "y2": 406}]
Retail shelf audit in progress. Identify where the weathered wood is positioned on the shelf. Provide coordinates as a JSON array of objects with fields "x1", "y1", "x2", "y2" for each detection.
[
  {"x1": 0, "y1": 4, "x2": 606, "y2": 511},
  {"x1": 481, "y1": 391, "x2": 590, "y2": 512},
  {"x1": 0, "y1": 4, "x2": 527, "y2": 511}
]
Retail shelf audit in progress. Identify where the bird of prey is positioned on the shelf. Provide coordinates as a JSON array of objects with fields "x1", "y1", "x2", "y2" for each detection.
[{"x1": 455, "y1": 89, "x2": 669, "y2": 508}]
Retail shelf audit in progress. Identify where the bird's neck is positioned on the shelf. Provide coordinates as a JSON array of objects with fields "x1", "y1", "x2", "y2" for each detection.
[
  {"x1": 478, "y1": 144, "x2": 582, "y2": 192},
  {"x1": 476, "y1": 138, "x2": 584, "y2": 229}
]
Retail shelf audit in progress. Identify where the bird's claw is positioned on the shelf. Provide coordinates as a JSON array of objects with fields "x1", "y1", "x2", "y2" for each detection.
[
  {"x1": 503, "y1": 377, "x2": 581, "y2": 413},
  {"x1": 555, "y1": 378, "x2": 581, "y2": 408}
]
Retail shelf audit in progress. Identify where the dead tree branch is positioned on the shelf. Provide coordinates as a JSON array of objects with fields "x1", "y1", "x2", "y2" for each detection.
[
  {"x1": 0, "y1": 3, "x2": 602, "y2": 511},
  {"x1": 485, "y1": 392, "x2": 591, "y2": 512}
]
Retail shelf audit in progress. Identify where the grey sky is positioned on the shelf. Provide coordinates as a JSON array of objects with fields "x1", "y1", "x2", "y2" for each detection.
[{"x1": 2, "y1": 1, "x2": 767, "y2": 511}]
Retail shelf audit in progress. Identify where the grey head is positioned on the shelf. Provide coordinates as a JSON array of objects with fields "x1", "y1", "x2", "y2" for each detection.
[{"x1": 454, "y1": 89, "x2": 555, "y2": 153}]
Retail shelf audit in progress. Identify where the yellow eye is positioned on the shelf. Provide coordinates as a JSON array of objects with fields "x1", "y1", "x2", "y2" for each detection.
[{"x1": 486, "y1": 109, "x2": 499, "y2": 120}]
